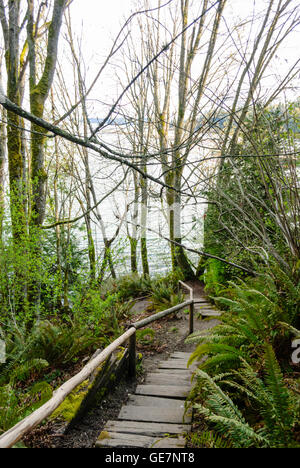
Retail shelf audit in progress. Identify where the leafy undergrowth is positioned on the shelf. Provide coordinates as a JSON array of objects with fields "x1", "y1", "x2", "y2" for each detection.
[
  {"x1": 186, "y1": 270, "x2": 300, "y2": 448},
  {"x1": 23, "y1": 298, "x2": 201, "y2": 448},
  {"x1": 0, "y1": 271, "x2": 185, "y2": 440}
]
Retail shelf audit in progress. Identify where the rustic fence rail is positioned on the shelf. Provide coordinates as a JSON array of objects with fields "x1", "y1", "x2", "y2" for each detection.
[{"x1": 0, "y1": 281, "x2": 194, "y2": 449}]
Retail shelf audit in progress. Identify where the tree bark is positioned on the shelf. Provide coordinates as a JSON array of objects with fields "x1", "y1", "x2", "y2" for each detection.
[{"x1": 28, "y1": 0, "x2": 68, "y2": 227}]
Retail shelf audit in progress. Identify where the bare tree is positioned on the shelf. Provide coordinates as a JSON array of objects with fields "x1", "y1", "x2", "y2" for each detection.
[{"x1": 121, "y1": 0, "x2": 228, "y2": 278}]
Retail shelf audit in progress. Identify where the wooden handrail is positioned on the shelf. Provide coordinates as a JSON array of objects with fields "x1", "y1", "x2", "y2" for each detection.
[
  {"x1": 127, "y1": 298, "x2": 193, "y2": 379},
  {"x1": 0, "y1": 280, "x2": 195, "y2": 448},
  {"x1": 179, "y1": 280, "x2": 194, "y2": 334},
  {"x1": 179, "y1": 280, "x2": 194, "y2": 301},
  {"x1": 131, "y1": 300, "x2": 193, "y2": 329},
  {"x1": 128, "y1": 280, "x2": 195, "y2": 379},
  {"x1": 0, "y1": 327, "x2": 136, "y2": 449}
]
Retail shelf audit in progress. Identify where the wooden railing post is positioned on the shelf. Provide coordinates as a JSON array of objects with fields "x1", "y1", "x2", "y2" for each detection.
[
  {"x1": 128, "y1": 329, "x2": 137, "y2": 380},
  {"x1": 179, "y1": 280, "x2": 194, "y2": 335},
  {"x1": 0, "y1": 290, "x2": 196, "y2": 447},
  {"x1": 189, "y1": 301, "x2": 194, "y2": 335}
]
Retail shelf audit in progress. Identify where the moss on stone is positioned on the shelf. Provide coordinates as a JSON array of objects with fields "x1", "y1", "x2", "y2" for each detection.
[
  {"x1": 116, "y1": 347, "x2": 126, "y2": 361},
  {"x1": 98, "y1": 431, "x2": 110, "y2": 441},
  {"x1": 51, "y1": 380, "x2": 90, "y2": 422}
]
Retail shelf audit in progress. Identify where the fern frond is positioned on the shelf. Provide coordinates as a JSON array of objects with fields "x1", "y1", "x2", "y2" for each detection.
[
  {"x1": 264, "y1": 345, "x2": 294, "y2": 432},
  {"x1": 201, "y1": 353, "x2": 242, "y2": 372},
  {"x1": 278, "y1": 322, "x2": 300, "y2": 337},
  {"x1": 9, "y1": 358, "x2": 49, "y2": 384},
  {"x1": 190, "y1": 429, "x2": 233, "y2": 448},
  {"x1": 194, "y1": 406, "x2": 268, "y2": 448}
]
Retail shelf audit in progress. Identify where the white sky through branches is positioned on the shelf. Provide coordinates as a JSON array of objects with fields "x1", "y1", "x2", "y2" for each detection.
[{"x1": 68, "y1": 0, "x2": 299, "y2": 116}]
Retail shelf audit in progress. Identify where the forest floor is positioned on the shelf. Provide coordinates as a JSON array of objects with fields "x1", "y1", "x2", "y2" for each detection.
[{"x1": 24, "y1": 280, "x2": 218, "y2": 449}]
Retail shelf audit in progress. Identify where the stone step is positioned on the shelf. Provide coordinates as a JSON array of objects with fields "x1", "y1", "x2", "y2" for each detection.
[
  {"x1": 157, "y1": 360, "x2": 195, "y2": 370},
  {"x1": 144, "y1": 373, "x2": 191, "y2": 386},
  {"x1": 118, "y1": 405, "x2": 192, "y2": 424},
  {"x1": 96, "y1": 431, "x2": 186, "y2": 448},
  {"x1": 127, "y1": 395, "x2": 186, "y2": 409},
  {"x1": 103, "y1": 420, "x2": 191, "y2": 436},
  {"x1": 95, "y1": 287, "x2": 222, "y2": 449},
  {"x1": 135, "y1": 384, "x2": 190, "y2": 399}
]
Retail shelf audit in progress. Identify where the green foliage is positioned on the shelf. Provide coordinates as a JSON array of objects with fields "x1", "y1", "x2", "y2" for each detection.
[
  {"x1": 51, "y1": 380, "x2": 89, "y2": 422},
  {"x1": 0, "y1": 385, "x2": 20, "y2": 434},
  {"x1": 9, "y1": 359, "x2": 50, "y2": 384},
  {"x1": 0, "y1": 220, "x2": 88, "y2": 330},
  {"x1": 189, "y1": 430, "x2": 232, "y2": 448},
  {"x1": 188, "y1": 273, "x2": 299, "y2": 373},
  {"x1": 190, "y1": 347, "x2": 299, "y2": 448},
  {"x1": 99, "y1": 270, "x2": 184, "y2": 313},
  {"x1": 0, "y1": 382, "x2": 53, "y2": 435},
  {"x1": 101, "y1": 273, "x2": 153, "y2": 301},
  {"x1": 74, "y1": 290, "x2": 131, "y2": 342},
  {"x1": 26, "y1": 320, "x2": 98, "y2": 366},
  {"x1": 100, "y1": 270, "x2": 184, "y2": 302},
  {"x1": 149, "y1": 269, "x2": 185, "y2": 310},
  {"x1": 136, "y1": 328, "x2": 155, "y2": 345},
  {"x1": 201, "y1": 101, "x2": 300, "y2": 292},
  {"x1": 151, "y1": 283, "x2": 184, "y2": 311},
  {"x1": 201, "y1": 257, "x2": 226, "y2": 296},
  {"x1": 0, "y1": 265, "x2": 185, "y2": 437},
  {"x1": 187, "y1": 271, "x2": 300, "y2": 448},
  {"x1": 260, "y1": 345, "x2": 297, "y2": 446},
  {"x1": 192, "y1": 369, "x2": 268, "y2": 448},
  {"x1": 28, "y1": 381, "x2": 53, "y2": 412},
  {"x1": 0, "y1": 319, "x2": 101, "y2": 389}
]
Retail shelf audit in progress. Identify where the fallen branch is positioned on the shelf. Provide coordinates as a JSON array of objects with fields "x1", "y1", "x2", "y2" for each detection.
[{"x1": 123, "y1": 218, "x2": 258, "y2": 276}]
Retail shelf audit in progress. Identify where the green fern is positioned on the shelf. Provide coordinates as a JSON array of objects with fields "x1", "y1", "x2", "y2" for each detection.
[
  {"x1": 9, "y1": 358, "x2": 49, "y2": 384},
  {"x1": 136, "y1": 328, "x2": 155, "y2": 345},
  {"x1": 191, "y1": 369, "x2": 268, "y2": 448},
  {"x1": 151, "y1": 284, "x2": 184, "y2": 311},
  {"x1": 0, "y1": 385, "x2": 20, "y2": 434},
  {"x1": 262, "y1": 345, "x2": 296, "y2": 446},
  {"x1": 186, "y1": 272, "x2": 300, "y2": 448},
  {"x1": 190, "y1": 430, "x2": 232, "y2": 448},
  {"x1": 200, "y1": 349, "x2": 299, "y2": 448},
  {"x1": 189, "y1": 343, "x2": 245, "y2": 373},
  {"x1": 0, "y1": 382, "x2": 53, "y2": 434}
]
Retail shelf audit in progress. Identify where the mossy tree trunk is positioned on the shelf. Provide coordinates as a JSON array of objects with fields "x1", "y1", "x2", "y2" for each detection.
[
  {"x1": 129, "y1": 236, "x2": 138, "y2": 274},
  {"x1": 26, "y1": 0, "x2": 68, "y2": 316},
  {"x1": 140, "y1": 170, "x2": 149, "y2": 277},
  {"x1": 128, "y1": 171, "x2": 139, "y2": 274},
  {"x1": 0, "y1": 0, "x2": 27, "y2": 241},
  {"x1": 166, "y1": 172, "x2": 195, "y2": 279},
  {"x1": 27, "y1": 0, "x2": 68, "y2": 228},
  {"x1": 135, "y1": 0, "x2": 226, "y2": 280},
  {"x1": 0, "y1": 1, "x2": 32, "y2": 321},
  {"x1": 0, "y1": 106, "x2": 5, "y2": 239}
]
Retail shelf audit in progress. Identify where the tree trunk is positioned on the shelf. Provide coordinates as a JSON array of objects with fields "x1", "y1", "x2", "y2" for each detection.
[
  {"x1": 0, "y1": 107, "x2": 5, "y2": 238},
  {"x1": 28, "y1": 0, "x2": 68, "y2": 227},
  {"x1": 129, "y1": 171, "x2": 139, "y2": 274},
  {"x1": 0, "y1": 0, "x2": 27, "y2": 240},
  {"x1": 129, "y1": 236, "x2": 138, "y2": 274},
  {"x1": 140, "y1": 172, "x2": 149, "y2": 277}
]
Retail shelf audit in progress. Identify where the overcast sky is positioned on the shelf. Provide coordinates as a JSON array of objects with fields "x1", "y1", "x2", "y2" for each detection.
[
  {"x1": 70, "y1": 0, "x2": 298, "y2": 55},
  {"x1": 66, "y1": 0, "x2": 299, "y2": 112},
  {"x1": 71, "y1": 0, "x2": 132, "y2": 53}
]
